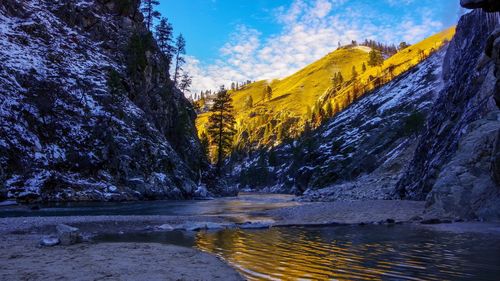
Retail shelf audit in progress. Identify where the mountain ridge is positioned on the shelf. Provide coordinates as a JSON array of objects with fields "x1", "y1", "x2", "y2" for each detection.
[{"x1": 196, "y1": 27, "x2": 455, "y2": 155}]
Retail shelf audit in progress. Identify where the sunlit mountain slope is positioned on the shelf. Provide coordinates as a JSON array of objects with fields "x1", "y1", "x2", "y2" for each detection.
[{"x1": 197, "y1": 27, "x2": 455, "y2": 152}]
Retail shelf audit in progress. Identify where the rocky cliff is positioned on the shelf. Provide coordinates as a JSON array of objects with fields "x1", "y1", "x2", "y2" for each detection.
[
  {"x1": 396, "y1": 5, "x2": 500, "y2": 220},
  {"x1": 229, "y1": 1, "x2": 500, "y2": 221},
  {"x1": 0, "y1": 0, "x2": 224, "y2": 202}
]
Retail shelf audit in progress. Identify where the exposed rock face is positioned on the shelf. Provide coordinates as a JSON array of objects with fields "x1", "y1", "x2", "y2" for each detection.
[
  {"x1": 0, "y1": 0, "x2": 224, "y2": 202},
  {"x1": 396, "y1": 9, "x2": 500, "y2": 220},
  {"x1": 229, "y1": 48, "x2": 448, "y2": 198},
  {"x1": 424, "y1": 116, "x2": 500, "y2": 219},
  {"x1": 460, "y1": 0, "x2": 500, "y2": 12}
]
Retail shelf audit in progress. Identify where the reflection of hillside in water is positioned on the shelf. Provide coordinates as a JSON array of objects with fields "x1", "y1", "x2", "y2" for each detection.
[{"x1": 195, "y1": 225, "x2": 499, "y2": 280}]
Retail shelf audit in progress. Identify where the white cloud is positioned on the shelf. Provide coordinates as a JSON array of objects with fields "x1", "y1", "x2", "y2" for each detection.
[
  {"x1": 385, "y1": 0, "x2": 415, "y2": 6},
  {"x1": 186, "y1": 0, "x2": 446, "y2": 95}
]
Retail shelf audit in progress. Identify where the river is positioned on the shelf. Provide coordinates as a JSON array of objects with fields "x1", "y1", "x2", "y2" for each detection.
[
  {"x1": 95, "y1": 223, "x2": 500, "y2": 280},
  {"x1": 1, "y1": 194, "x2": 499, "y2": 280}
]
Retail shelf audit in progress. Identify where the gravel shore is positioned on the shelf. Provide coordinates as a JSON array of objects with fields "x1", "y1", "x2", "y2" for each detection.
[
  {"x1": 0, "y1": 200, "x2": 426, "y2": 235},
  {"x1": 267, "y1": 200, "x2": 426, "y2": 226}
]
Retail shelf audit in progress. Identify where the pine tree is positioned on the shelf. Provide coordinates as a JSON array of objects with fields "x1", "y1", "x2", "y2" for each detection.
[
  {"x1": 244, "y1": 95, "x2": 253, "y2": 109},
  {"x1": 207, "y1": 86, "x2": 236, "y2": 172},
  {"x1": 318, "y1": 104, "x2": 325, "y2": 124},
  {"x1": 399, "y1": 41, "x2": 410, "y2": 50},
  {"x1": 199, "y1": 132, "x2": 210, "y2": 158},
  {"x1": 155, "y1": 17, "x2": 175, "y2": 68},
  {"x1": 266, "y1": 85, "x2": 273, "y2": 101},
  {"x1": 141, "y1": 0, "x2": 160, "y2": 31},
  {"x1": 326, "y1": 102, "x2": 333, "y2": 117},
  {"x1": 351, "y1": 65, "x2": 358, "y2": 80},
  {"x1": 179, "y1": 72, "x2": 192, "y2": 93},
  {"x1": 417, "y1": 49, "x2": 426, "y2": 62},
  {"x1": 347, "y1": 92, "x2": 353, "y2": 104},
  {"x1": 332, "y1": 72, "x2": 338, "y2": 85},
  {"x1": 362, "y1": 62, "x2": 367, "y2": 73},
  {"x1": 387, "y1": 64, "x2": 396, "y2": 80},
  {"x1": 368, "y1": 49, "x2": 384, "y2": 67},
  {"x1": 303, "y1": 120, "x2": 312, "y2": 137},
  {"x1": 262, "y1": 85, "x2": 272, "y2": 102},
  {"x1": 173, "y1": 34, "x2": 186, "y2": 86},
  {"x1": 332, "y1": 72, "x2": 344, "y2": 87},
  {"x1": 311, "y1": 101, "x2": 325, "y2": 125}
]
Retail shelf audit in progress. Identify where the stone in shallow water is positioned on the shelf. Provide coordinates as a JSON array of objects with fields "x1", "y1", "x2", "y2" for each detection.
[
  {"x1": 175, "y1": 222, "x2": 235, "y2": 231},
  {"x1": 56, "y1": 224, "x2": 81, "y2": 245},
  {"x1": 155, "y1": 224, "x2": 174, "y2": 231},
  {"x1": 205, "y1": 222, "x2": 234, "y2": 229},
  {"x1": 238, "y1": 221, "x2": 273, "y2": 229},
  {"x1": 40, "y1": 236, "x2": 60, "y2": 247},
  {"x1": 177, "y1": 222, "x2": 208, "y2": 231}
]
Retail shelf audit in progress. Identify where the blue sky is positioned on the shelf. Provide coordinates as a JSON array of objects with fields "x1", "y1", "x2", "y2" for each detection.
[{"x1": 157, "y1": 0, "x2": 462, "y2": 94}]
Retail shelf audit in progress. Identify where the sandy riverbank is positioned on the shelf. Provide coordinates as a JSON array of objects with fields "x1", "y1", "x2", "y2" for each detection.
[
  {"x1": 0, "y1": 234, "x2": 243, "y2": 281},
  {"x1": 0, "y1": 215, "x2": 246, "y2": 281}
]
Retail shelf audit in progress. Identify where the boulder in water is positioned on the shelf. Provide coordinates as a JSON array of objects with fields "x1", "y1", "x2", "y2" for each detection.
[
  {"x1": 155, "y1": 224, "x2": 174, "y2": 231},
  {"x1": 40, "y1": 236, "x2": 60, "y2": 247},
  {"x1": 239, "y1": 221, "x2": 273, "y2": 229},
  {"x1": 56, "y1": 224, "x2": 81, "y2": 245}
]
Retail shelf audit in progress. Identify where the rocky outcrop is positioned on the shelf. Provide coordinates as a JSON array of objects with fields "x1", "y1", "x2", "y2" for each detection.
[
  {"x1": 396, "y1": 8, "x2": 500, "y2": 220},
  {"x1": 460, "y1": 0, "x2": 500, "y2": 12},
  {"x1": 424, "y1": 116, "x2": 500, "y2": 219},
  {"x1": 0, "y1": 0, "x2": 227, "y2": 202}
]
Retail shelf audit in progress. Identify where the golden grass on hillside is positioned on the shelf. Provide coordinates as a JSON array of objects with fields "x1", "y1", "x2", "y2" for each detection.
[
  {"x1": 325, "y1": 27, "x2": 456, "y2": 110},
  {"x1": 196, "y1": 27, "x2": 456, "y2": 151}
]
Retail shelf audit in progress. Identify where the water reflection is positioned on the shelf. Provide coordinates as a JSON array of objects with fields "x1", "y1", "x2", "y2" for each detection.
[
  {"x1": 0, "y1": 193, "x2": 298, "y2": 219},
  {"x1": 195, "y1": 225, "x2": 500, "y2": 281}
]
